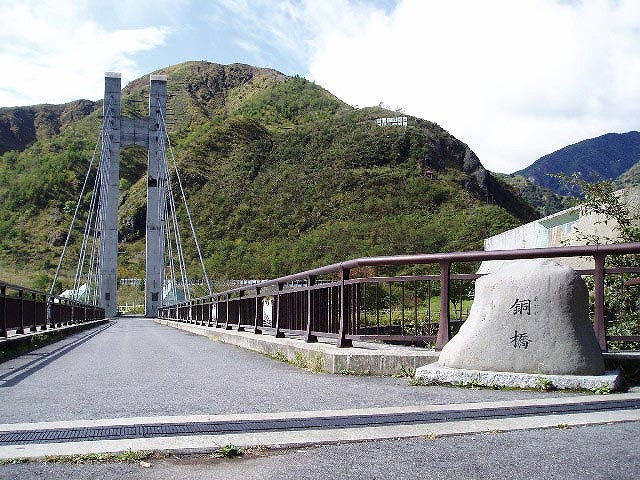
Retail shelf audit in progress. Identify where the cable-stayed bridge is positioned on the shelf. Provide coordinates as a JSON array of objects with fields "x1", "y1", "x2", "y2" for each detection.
[
  {"x1": 1, "y1": 73, "x2": 640, "y2": 467},
  {"x1": 1, "y1": 73, "x2": 640, "y2": 354},
  {"x1": 48, "y1": 73, "x2": 211, "y2": 319}
]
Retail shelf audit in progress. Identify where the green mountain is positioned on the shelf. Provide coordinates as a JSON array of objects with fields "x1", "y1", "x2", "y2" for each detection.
[
  {"x1": 0, "y1": 100, "x2": 99, "y2": 156},
  {"x1": 0, "y1": 61, "x2": 537, "y2": 289},
  {"x1": 514, "y1": 131, "x2": 640, "y2": 196},
  {"x1": 493, "y1": 173, "x2": 572, "y2": 216}
]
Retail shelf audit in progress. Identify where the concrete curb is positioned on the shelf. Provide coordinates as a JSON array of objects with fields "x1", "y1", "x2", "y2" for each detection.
[
  {"x1": 0, "y1": 319, "x2": 109, "y2": 351},
  {"x1": 1, "y1": 393, "x2": 639, "y2": 459},
  {"x1": 415, "y1": 364, "x2": 623, "y2": 391},
  {"x1": 155, "y1": 319, "x2": 439, "y2": 375}
]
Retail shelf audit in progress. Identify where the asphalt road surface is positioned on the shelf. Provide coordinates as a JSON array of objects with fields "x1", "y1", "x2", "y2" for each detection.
[
  {"x1": 2, "y1": 421, "x2": 639, "y2": 479},
  {"x1": 0, "y1": 317, "x2": 574, "y2": 424}
]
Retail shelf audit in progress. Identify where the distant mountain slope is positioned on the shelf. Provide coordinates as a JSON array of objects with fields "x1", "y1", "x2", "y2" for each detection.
[
  {"x1": 0, "y1": 61, "x2": 537, "y2": 288},
  {"x1": 514, "y1": 131, "x2": 640, "y2": 196},
  {"x1": 493, "y1": 173, "x2": 571, "y2": 216},
  {"x1": 0, "y1": 100, "x2": 99, "y2": 155}
]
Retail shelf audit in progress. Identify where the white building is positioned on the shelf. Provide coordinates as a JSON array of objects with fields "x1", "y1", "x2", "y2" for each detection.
[{"x1": 480, "y1": 187, "x2": 640, "y2": 272}]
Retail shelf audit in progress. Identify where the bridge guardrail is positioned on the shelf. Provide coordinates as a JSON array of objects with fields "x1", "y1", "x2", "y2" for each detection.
[
  {"x1": 0, "y1": 281, "x2": 105, "y2": 338},
  {"x1": 158, "y1": 243, "x2": 640, "y2": 351}
]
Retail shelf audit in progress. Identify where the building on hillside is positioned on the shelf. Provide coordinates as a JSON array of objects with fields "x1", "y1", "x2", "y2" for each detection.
[{"x1": 479, "y1": 187, "x2": 640, "y2": 273}]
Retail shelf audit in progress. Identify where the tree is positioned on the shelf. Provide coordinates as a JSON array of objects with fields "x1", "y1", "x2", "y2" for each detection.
[{"x1": 558, "y1": 174, "x2": 640, "y2": 349}]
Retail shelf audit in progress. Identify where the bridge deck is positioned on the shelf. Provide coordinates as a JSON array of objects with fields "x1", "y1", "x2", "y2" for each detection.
[{"x1": 1, "y1": 317, "x2": 576, "y2": 425}]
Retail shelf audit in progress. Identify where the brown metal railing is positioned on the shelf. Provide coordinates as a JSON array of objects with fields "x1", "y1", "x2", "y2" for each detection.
[
  {"x1": 158, "y1": 243, "x2": 640, "y2": 351},
  {"x1": 0, "y1": 281, "x2": 106, "y2": 339}
]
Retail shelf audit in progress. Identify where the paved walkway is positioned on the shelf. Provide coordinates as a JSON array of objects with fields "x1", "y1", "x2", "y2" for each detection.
[
  {"x1": 3, "y1": 421, "x2": 639, "y2": 479},
  {"x1": 0, "y1": 316, "x2": 639, "y2": 478},
  {"x1": 0, "y1": 317, "x2": 577, "y2": 425}
]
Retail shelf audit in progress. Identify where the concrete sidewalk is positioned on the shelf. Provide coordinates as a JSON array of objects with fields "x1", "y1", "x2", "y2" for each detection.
[
  {"x1": 155, "y1": 318, "x2": 439, "y2": 375},
  {"x1": 1, "y1": 393, "x2": 639, "y2": 459}
]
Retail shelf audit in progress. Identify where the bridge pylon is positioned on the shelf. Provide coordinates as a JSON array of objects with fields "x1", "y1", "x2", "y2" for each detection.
[{"x1": 100, "y1": 73, "x2": 167, "y2": 318}]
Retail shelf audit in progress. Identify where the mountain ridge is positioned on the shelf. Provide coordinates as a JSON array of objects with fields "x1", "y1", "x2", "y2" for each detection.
[
  {"x1": 0, "y1": 61, "x2": 536, "y2": 289},
  {"x1": 514, "y1": 131, "x2": 640, "y2": 196}
]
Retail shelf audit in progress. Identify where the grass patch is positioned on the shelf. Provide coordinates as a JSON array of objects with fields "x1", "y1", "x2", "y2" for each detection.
[
  {"x1": 212, "y1": 444, "x2": 243, "y2": 458},
  {"x1": 0, "y1": 457, "x2": 30, "y2": 465},
  {"x1": 392, "y1": 365, "x2": 416, "y2": 378},
  {"x1": 44, "y1": 449, "x2": 154, "y2": 464}
]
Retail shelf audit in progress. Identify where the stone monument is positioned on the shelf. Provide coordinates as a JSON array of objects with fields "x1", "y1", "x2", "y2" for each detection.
[{"x1": 416, "y1": 259, "x2": 622, "y2": 390}]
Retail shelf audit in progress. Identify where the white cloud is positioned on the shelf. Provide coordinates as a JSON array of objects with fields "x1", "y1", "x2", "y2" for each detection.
[
  {"x1": 305, "y1": 0, "x2": 640, "y2": 173},
  {"x1": 206, "y1": 0, "x2": 379, "y2": 72},
  {"x1": 0, "y1": 0, "x2": 172, "y2": 107}
]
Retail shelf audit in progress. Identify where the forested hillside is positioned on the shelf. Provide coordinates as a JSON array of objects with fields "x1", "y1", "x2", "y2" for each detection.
[{"x1": 0, "y1": 61, "x2": 537, "y2": 289}]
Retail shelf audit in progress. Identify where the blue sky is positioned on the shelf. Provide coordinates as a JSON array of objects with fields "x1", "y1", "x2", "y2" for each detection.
[{"x1": 1, "y1": 0, "x2": 639, "y2": 173}]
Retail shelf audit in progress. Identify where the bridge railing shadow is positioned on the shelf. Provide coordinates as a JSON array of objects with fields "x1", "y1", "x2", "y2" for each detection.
[{"x1": 159, "y1": 243, "x2": 640, "y2": 352}]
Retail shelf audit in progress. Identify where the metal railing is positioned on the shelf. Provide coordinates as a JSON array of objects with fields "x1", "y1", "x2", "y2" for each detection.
[
  {"x1": 0, "y1": 281, "x2": 105, "y2": 339},
  {"x1": 158, "y1": 243, "x2": 640, "y2": 352}
]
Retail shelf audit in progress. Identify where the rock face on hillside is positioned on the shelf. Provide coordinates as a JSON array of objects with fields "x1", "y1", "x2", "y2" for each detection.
[
  {"x1": 425, "y1": 136, "x2": 537, "y2": 222},
  {"x1": 0, "y1": 100, "x2": 98, "y2": 155}
]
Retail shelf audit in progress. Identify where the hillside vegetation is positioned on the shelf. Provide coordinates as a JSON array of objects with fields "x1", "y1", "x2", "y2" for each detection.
[
  {"x1": 0, "y1": 61, "x2": 536, "y2": 289},
  {"x1": 493, "y1": 173, "x2": 572, "y2": 216}
]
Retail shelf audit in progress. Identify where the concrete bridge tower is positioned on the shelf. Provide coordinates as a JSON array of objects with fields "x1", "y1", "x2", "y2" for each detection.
[{"x1": 100, "y1": 73, "x2": 167, "y2": 318}]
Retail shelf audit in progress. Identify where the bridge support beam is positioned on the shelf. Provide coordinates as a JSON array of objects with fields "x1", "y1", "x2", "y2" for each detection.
[
  {"x1": 101, "y1": 73, "x2": 122, "y2": 318},
  {"x1": 145, "y1": 75, "x2": 167, "y2": 318}
]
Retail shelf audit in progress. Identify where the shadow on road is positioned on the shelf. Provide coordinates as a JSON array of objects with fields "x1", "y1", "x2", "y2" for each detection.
[{"x1": 0, "y1": 322, "x2": 115, "y2": 388}]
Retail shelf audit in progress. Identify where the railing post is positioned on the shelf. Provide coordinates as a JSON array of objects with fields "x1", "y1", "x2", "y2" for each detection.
[
  {"x1": 0, "y1": 285, "x2": 7, "y2": 338},
  {"x1": 17, "y1": 289, "x2": 25, "y2": 334},
  {"x1": 337, "y1": 267, "x2": 352, "y2": 347},
  {"x1": 237, "y1": 290, "x2": 244, "y2": 331},
  {"x1": 44, "y1": 296, "x2": 51, "y2": 330},
  {"x1": 274, "y1": 282, "x2": 285, "y2": 338},
  {"x1": 254, "y1": 287, "x2": 262, "y2": 334},
  {"x1": 30, "y1": 292, "x2": 37, "y2": 332},
  {"x1": 224, "y1": 294, "x2": 231, "y2": 330},
  {"x1": 305, "y1": 275, "x2": 317, "y2": 343},
  {"x1": 435, "y1": 260, "x2": 451, "y2": 350},
  {"x1": 593, "y1": 253, "x2": 607, "y2": 352}
]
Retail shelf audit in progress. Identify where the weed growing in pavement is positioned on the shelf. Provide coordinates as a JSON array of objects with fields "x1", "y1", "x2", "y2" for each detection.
[
  {"x1": 536, "y1": 377, "x2": 556, "y2": 392},
  {"x1": 409, "y1": 376, "x2": 427, "y2": 386},
  {"x1": 308, "y1": 352, "x2": 326, "y2": 372},
  {"x1": 291, "y1": 352, "x2": 308, "y2": 369},
  {"x1": 591, "y1": 384, "x2": 611, "y2": 395},
  {"x1": 266, "y1": 350, "x2": 288, "y2": 363},
  {"x1": 338, "y1": 368, "x2": 371, "y2": 376},
  {"x1": 213, "y1": 444, "x2": 243, "y2": 458},
  {"x1": 44, "y1": 449, "x2": 154, "y2": 464},
  {"x1": 455, "y1": 378, "x2": 483, "y2": 390},
  {"x1": 0, "y1": 457, "x2": 30, "y2": 465},
  {"x1": 392, "y1": 365, "x2": 416, "y2": 378}
]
